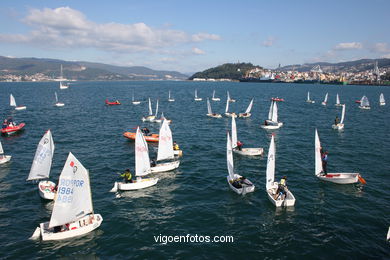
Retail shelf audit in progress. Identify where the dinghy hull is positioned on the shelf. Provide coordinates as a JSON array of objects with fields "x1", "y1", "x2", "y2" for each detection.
[
  {"x1": 38, "y1": 180, "x2": 56, "y2": 200},
  {"x1": 0, "y1": 155, "x2": 11, "y2": 164},
  {"x1": 267, "y1": 183, "x2": 295, "y2": 207},
  {"x1": 207, "y1": 114, "x2": 222, "y2": 118},
  {"x1": 227, "y1": 174, "x2": 255, "y2": 195},
  {"x1": 117, "y1": 178, "x2": 158, "y2": 190},
  {"x1": 123, "y1": 132, "x2": 159, "y2": 142},
  {"x1": 238, "y1": 113, "x2": 251, "y2": 118},
  {"x1": 233, "y1": 148, "x2": 263, "y2": 156},
  {"x1": 332, "y1": 123, "x2": 344, "y2": 130},
  {"x1": 1, "y1": 123, "x2": 25, "y2": 135},
  {"x1": 150, "y1": 160, "x2": 180, "y2": 173},
  {"x1": 316, "y1": 173, "x2": 359, "y2": 184}
]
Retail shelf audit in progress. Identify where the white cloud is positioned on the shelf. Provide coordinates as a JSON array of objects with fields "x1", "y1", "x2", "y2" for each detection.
[
  {"x1": 333, "y1": 42, "x2": 363, "y2": 50},
  {"x1": 262, "y1": 36, "x2": 277, "y2": 47},
  {"x1": 381, "y1": 53, "x2": 390, "y2": 58},
  {"x1": 192, "y1": 47, "x2": 205, "y2": 55},
  {"x1": 0, "y1": 7, "x2": 220, "y2": 54},
  {"x1": 371, "y1": 42, "x2": 390, "y2": 53}
]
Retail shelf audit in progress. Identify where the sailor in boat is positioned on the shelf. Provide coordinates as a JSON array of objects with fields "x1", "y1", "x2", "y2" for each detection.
[
  {"x1": 2, "y1": 119, "x2": 7, "y2": 129},
  {"x1": 120, "y1": 169, "x2": 133, "y2": 183},
  {"x1": 150, "y1": 159, "x2": 157, "y2": 167},
  {"x1": 334, "y1": 116, "x2": 340, "y2": 126},
  {"x1": 53, "y1": 215, "x2": 95, "y2": 233},
  {"x1": 231, "y1": 176, "x2": 251, "y2": 189},
  {"x1": 321, "y1": 151, "x2": 328, "y2": 176},
  {"x1": 173, "y1": 141, "x2": 180, "y2": 151},
  {"x1": 274, "y1": 176, "x2": 287, "y2": 200},
  {"x1": 142, "y1": 127, "x2": 150, "y2": 136},
  {"x1": 236, "y1": 140, "x2": 243, "y2": 151}
]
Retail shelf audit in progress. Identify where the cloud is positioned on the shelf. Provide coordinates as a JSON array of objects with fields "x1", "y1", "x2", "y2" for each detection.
[
  {"x1": 371, "y1": 42, "x2": 390, "y2": 53},
  {"x1": 192, "y1": 47, "x2": 205, "y2": 55},
  {"x1": 381, "y1": 53, "x2": 390, "y2": 58},
  {"x1": 333, "y1": 42, "x2": 363, "y2": 50},
  {"x1": 0, "y1": 7, "x2": 220, "y2": 54},
  {"x1": 262, "y1": 36, "x2": 277, "y2": 47}
]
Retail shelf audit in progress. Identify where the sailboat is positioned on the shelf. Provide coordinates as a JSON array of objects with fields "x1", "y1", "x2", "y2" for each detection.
[
  {"x1": 211, "y1": 90, "x2": 220, "y2": 101},
  {"x1": 27, "y1": 130, "x2": 56, "y2": 200},
  {"x1": 314, "y1": 129, "x2": 366, "y2": 184},
  {"x1": 10, "y1": 94, "x2": 26, "y2": 110},
  {"x1": 168, "y1": 91, "x2": 175, "y2": 102},
  {"x1": 379, "y1": 93, "x2": 385, "y2": 106},
  {"x1": 359, "y1": 95, "x2": 370, "y2": 109},
  {"x1": 111, "y1": 127, "x2": 159, "y2": 191},
  {"x1": 30, "y1": 152, "x2": 103, "y2": 241},
  {"x1": 0, "y1": 141, "x2": 11, "y2": 164},
  {"x1": 132, "y1": 91, "x2": 141, "y2": 105},
  {"x1": 335, "y1": 93, "x2": 342, "y2": 106},
  {"x1": 321, "y1": 93, "x2": 328, "y2": 106},
  {"x1": 206, "y1": 98, "x2": 222, "y2": 118},
  {"x1": 1, "y1": 118, "x2": 26, "y2": 135},
  {"x1": 142, "y1": 98, "x2": 157, "y2": 121},
  {"x1": 231, "y1": 116, "x2": 263, "y2": 156},
  {"x1": 332, "y1": 104, "x2": 345, "y2": 130},
  {"x1": 226, "y1": 132, "x2": 255, "y2": 194},
  {"x1": 227, "y1": 91, "x2": 236, "y2": 102},
  {"x1": 54, "y1": 92, "x2": 65, "y2": 107},
  {"x1": 306, "y1": 92, "x2": 315, "y2": 103},
  {"x1": 261, "y1": 100, "x2": 283, "y2": 129},
  {"x1": 154, "y1": 112, "x2": 172, "y2": 124},
  {"x1": 266, "y1": 135, "x2": 295, "y2": 207},
  {"x1": 238, "y1": 98, "x2": 254, "y2": 118},
  {"x1": 59, "y1": 65, "x2": 69, "y2": 90},
  {"x1": 194, "y1": 89, "x2": 202, "y2": 101},
  {"x1": 224, "y1": 97, "x2": 237, "y2": 118},
  {"x1": 150, "y1": 119, "x2": 180, "y2": 173}
]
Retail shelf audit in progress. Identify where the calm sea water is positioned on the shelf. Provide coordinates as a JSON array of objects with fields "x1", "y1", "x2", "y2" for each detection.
[{"x1": 0, "y1": 81, "x2": 389, "y2": 259}]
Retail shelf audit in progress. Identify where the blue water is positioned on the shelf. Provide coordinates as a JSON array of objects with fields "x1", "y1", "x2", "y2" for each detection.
[{"x1": 0, "y1": 81, "x2": 389, "y2": 259}]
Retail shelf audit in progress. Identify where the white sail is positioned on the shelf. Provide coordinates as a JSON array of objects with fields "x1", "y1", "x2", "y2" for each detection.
[
  {"x1": 154, "y1": 99, "x2": 159, "y2": 117},
  {"x1": 157, "y1": 119, "x2": 174, "y2": 161},
  {"x1": 271, "y1": 101, "x2": 278, "y2": 122},
  {"x1": 336, "y1": 94, "x2": 340, "y2": 105},
  {"x1": 323, "y1": 93, "x2": 328, "y2": 103},
  {"x1": 212, "y1": 90, "x2": 216, "y2": 99},
  {"x1": 315, "y1": 129, "x2": 323, "y2": 175},
  {"x1": 245, "y1": 98, "x2": 254, "y2": 113},
  {"x1": 55, "y1": 92, "x2": 59, "y2": 103},
  {"x1": 27, "y1": 130, "x2": 55, "y2": 181},
  {"x1": 226, "y1": 132, "x2": 234, "y2": 180},
  {"x1": 148, "y1": 98, "x2": 153, "y2": 115},
  {"x1": 307, "y1": 92, "x2": 310, "y2": 102},
  {"x1": 231, "y1": 116, "x2": 238, "y2": 149},
  {"x1": 132, "y1": 91, "x2": 135, "y2": 102},
  {"x1": 268, "y1": 101, "x2": 273, "y2": 120},
  {"x1": 135, "y1": 127, "x2": 151, "y2": 176},
  {"x1": 10, "y1": 94, "x2": 16, "y2": 107},
  {"x1": 225, "y1": 98, "x2": 230, "y2": 113},
  {"x1": 207, "y1": 98, "x2": 212, "y2": 114},
  {"x1": 49, "y1": 152, "x2": 93, "y2": 228},
  {"x1": 340, "y1": 104, "x2": 346, "y2": 124},
  {"x1": 0, "y1": 141, "x2": 4, "y2": 155},
  {"x1": 379, "y1": 93, "x2": 385, "y2": 104},
  {"x1": 227, "y1": 91, "x2": 231, "y2": 101},
  {"x1": 266, "y1": 135, "x2": 276, "y2": 190},
  {"x1": 195, "y1": 90, "x2": 198, "y2": 98},
  {"x1": 168, "y1": 91, "x2": 171, "y2": 100},
  {"x1": 361, "y1": 95, "x2": 369, "y2": 107}
]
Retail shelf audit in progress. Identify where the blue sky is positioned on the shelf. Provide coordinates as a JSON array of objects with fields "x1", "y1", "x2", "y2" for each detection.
[{"x1": 0, "y1": 0, "x2": 389, "y2": 74}]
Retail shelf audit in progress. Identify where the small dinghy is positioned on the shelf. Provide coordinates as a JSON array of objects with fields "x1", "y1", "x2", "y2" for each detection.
[
  {"x1": 239, "y1": 98, "x2": 254, "y2": 118},
  {"x1": 315, "y1": 129, "x2": 366, "y2": 184},
  {"x1": 0, "y1": 141, "x2": 11, "y2": 164},
  {"x1": 211, "y1": 90, "x2": 220, "y2": 101},
  {"x1": 227, "y1": 91, "x2": 236, "y2": 102},
  {"x1": 150, "y1": 119, "x2": 180, "y2": 173},
  {"x1": 30, "y1": 152, "x2": 103, "y2": 241},
  {"x1": 306, "y1": 92, "x2": 315, "y2": 103},
  {"x1": 168, "y1": 90, "x2": 175, "y2": 102},
  {"x1": 261, "y1": 100, "x2": 283, "y2": 129},
  {"x1": 54, "y1": 92, "x2": 65, "y2": 107},
  {"x1": 321, "y1": 93, "x2": 328, "y2": 106},
  {"x1": 59, "y1": 65, "x2": 69, "y2": 90},
  {"x1": 224, "y1": 97, "x2": 237, "y2": 118},
  {"x1": 231, "y1": 116, "x2": 263, "y2": 156},
  {"x1": 226, "y1": 132, "x2": 255, "y2": 195},
  {"x1": 142, "y1": 98, "x2": 157, "y2": 122},
  {"x1": 206, "y1": 98, "x2": 222, "y2": 118},
  {"x1": 105, "y1": 99, "x2": 120, "y2": 105},
  {"x1": 335, "y1": 93, "x2": 343, "y2": 107},
  {"x1": 271, "y1": 97, "x2": 284, "y2": 102},
  {"x1": 123, "y1": 131, "x2": 159, "y2": 142},
  {"x1": 332, "y1": 104, "x2": 346, "y2": 130},
  {"x1": 111, "y1": 127, "x2": 158, "y2": 191},
  {"x1": 266, "y1": 135, "x2": 295, "y2": 207},
  {"x1": 358, "y1": 95, "x2": 370, "y2": 109},
  {"x1": 153, "y1": 112, "x2": 172, "y2": 124},
  {"x1": 194, "y1": 89, "x2": 202, "y2": 101},
  {"x1": 379, "y1": 93, "x2": 385, "y2": 106},
  {"x1": 27, "y1": 130, "x2": 56, "y2": 200},
  {"x1": 10, "y1": 94, "x2": 26, "y2": 110},
  {"x1": 132, "y1": 91, "x2": 141, "y2": 105},
  {"x1": 1, "y1": 120, "x2": 25, "y2": 135}
]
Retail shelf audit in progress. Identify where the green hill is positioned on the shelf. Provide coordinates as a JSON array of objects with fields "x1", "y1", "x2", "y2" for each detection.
[{"x1": 189, "y1": 63, "x2": 261, "y2": 80}]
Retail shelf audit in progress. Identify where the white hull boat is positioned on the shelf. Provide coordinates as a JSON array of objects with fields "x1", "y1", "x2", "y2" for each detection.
[
  {"x1": 10, "y1": 94, "x2": 27, "y2": 110},
  {"x1": 211, "y1": 90, "x2": 220, "y2": 101},
  {"x1": 261, "y1": 122, "x2": 283, "y2": 130},
  {"x1": 151, "y1": 160, "x2": 180, "y2": 173},
  {"x1": 168, "y1": 91, "x2": 175, "y2": 102},
  {"x1": 38, "y1": 180, "x2": 56, "y2": 200},
  {"x1": 54, "y1": 92, "x2": 65, "y2": 107},
  {"x1": 227, "y1": 174, "x2": 255, "y2": 195},
  {"x1": 0, "y1": 155, "x2": 11, "y2": 164},
  {"x1": 194, "y1": 90, "x2": 202, "y2": 101},
  {"x1": 238, "y1": 113, "x2": 251, "y2": 118},
  {"x1": 379, "y1": 93, "x2": 385, "y2": 106},
  {"x1": 306, "y1": 92, "x2": 315, "y2": 103},
  {"x1": 261, "y1": 101, "x2": 283, "y2": 129},
  {"x1": 225, "y1": 112, "x2": 237, "y2": 118},
  {"x1": 321, "y1": 93, "x2": 328, "y2": 106},
  {"x1": 113, "y1": 177, "x2": 158, "y2": 191},
  {"x1": 332, "y1": 104, "x2": 345, "y2": 130},
  {"x1": 358, "y1": 95, "x2": 370, "y2": 110},
  {"x1": 206, "y1": 98, "x2": 222, "y2": 118},
  {"x1": 267, "y1": 182, "x2": 296, "y2": 207},
  {"x1": 233, "y1": 147, "x2": 263, "y2": 156}
]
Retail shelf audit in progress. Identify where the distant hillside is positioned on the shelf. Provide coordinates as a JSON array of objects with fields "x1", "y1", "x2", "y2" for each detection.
[
  {"x1": 278, "y1": 58, "x2": 390, "y2": 73},
  {"x1": 0, "y1": 56, "x2": 188, "y2": 81},
  {"x1": 189, "y1": 63, "x2": 260, "y2": 80}
]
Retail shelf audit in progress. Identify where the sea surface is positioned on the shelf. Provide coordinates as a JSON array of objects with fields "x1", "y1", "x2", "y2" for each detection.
[{"x1": 0, "y1": 81, "x2": 389, "y2": 259}]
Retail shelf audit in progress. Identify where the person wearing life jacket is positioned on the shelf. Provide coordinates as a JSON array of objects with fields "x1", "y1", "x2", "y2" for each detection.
[
  {"x1": 173, "y1": 141, "x2": 180, "y2": 151},
  {"x1": 274, "y1": 176, "x2": 287, "y2": 200},
  {"x1": 236, "y1": 141, "x2": 243, "y2": 151},
  {"x1": 334, "y1": 116, "x2": 340, "y2": 125},
  {"x1": 120, "y1": 169, "x2": 133, "y2": 183},
  {"x1": 321, "y1": 151, "x2": 328, "y2": 175}
]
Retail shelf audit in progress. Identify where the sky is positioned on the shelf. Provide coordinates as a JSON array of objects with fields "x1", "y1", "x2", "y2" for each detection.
[{"x1": 0, "y1": 0, "x2": 389, "y2": 74}]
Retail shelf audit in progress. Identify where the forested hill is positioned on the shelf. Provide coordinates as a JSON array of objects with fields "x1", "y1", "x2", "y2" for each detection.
[{"x1": 189, "y1": 63, "x2": 261, "y2": 80}]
